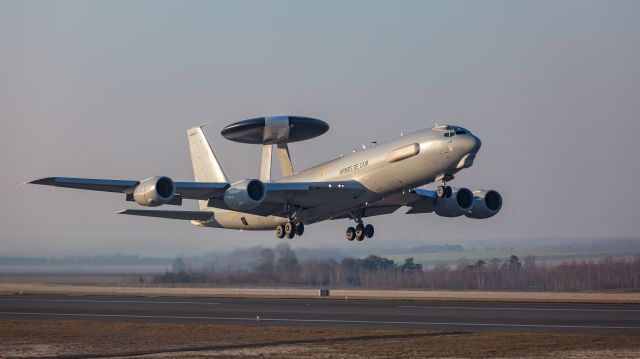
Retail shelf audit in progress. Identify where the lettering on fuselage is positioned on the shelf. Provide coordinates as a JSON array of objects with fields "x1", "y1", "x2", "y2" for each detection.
[{"x1": 340, "y1": 160, "x2": 369, "y2": 175}]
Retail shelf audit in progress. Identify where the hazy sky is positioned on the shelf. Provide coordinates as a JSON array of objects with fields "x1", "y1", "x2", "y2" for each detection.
[{"x1": 1, "y1": 0, "x2": 639, "y2": 256}]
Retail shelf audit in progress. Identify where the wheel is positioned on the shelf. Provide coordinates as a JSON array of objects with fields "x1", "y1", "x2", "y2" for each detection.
[
  {"x1": 364, "y1": 224, "x2": 374, "y2": 238},
  {"x1": 445, "y1": 186, "x2": 452, "y2": 198},
  {"x1": 355, "y1": 223, "x2": 365, "y2": 241},
  {"x1": 346, "y1": 227, "x2": 356, "y2": 241},
  {"x1": 437, "y1": 185, "x2": 445, "y2": 198},
  {"x1": 284, "y1": 222, "x2": 295, "y2": 238},
  {"x1": 276, "y1": 225, "x2": 285, "y2": 239},
  {"x1": 295, "y1": 223, "x2": 304, "y2": 236}
]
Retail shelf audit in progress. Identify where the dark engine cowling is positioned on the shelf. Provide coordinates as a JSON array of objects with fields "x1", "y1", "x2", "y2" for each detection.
[
  {"x1": 133, "y1": 176, "x2": 175, "y2": 207},
  {"x1": 434, "y1": 187, "x2": 475, "y2": 217},
  {"x1": 465, "y1": 189, "x2": 502, "y2": 219},
  {"x1": 223, "y1": 179, "x2": 266, "y2": 210}
]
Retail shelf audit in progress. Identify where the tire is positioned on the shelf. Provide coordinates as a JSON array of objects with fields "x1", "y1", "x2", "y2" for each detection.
[
  {"x1": 364, "y1": 224, "x2": 374, "y2": 238},
  {"x1": 445, "y1": 186, "x2": 452, "y2": 198},
  {"x1": 276, "y1": 225, "x2": 285, "y2": 239},
  {"x1": 437, "y1": 186, "x2": 445, "y2": 198},
  {"x1": 355, "y1": 224, "x2": 365, "y2": 241},
  {"x1": 346, "y1": 227, "x2": 356, "y2": 241},
  {"x1": 284, "y1": 222, "x2": 295, "y2": 238},
  {"x1": 295, "y1": 223, "x2": 305, "y2": 236}
]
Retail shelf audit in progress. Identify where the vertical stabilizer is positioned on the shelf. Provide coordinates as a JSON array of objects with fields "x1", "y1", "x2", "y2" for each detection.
[{"x1": 187, "y1": 126, "x2": 228, "y2": 210}]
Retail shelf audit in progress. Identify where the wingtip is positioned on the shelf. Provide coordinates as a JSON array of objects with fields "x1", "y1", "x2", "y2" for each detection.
[
  {"x1": 115, "y1": 209, "x2": 128, "y2": 214},
  {"x1": 19, "y1": 177, "x2": 55, "y2": 187}
]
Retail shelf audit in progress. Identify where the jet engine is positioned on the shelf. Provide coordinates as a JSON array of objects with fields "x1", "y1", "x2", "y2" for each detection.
[
  {"x1": 433, "y1": 187, "x2": 474, "y2": 217},
  {"x1": 465, "y1": 190, "x2": 502, "y2": 219},
  {"x1": 223, "y1": 179, "x2": 266, "y2": 210},
  {"x1": 133, "y1": 176, "x2": 176, "y2": 207}
]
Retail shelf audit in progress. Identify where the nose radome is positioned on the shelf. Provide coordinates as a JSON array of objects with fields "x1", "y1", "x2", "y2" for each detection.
[{"x1": 471, "y1": 134, "x2": 481, "y2": 152}]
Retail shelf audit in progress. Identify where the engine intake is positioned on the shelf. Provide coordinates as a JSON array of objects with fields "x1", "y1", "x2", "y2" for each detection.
[
  {"x1": 133, "y1": 176, "x2": 175, "y2": 207},
  {"x1": 434, "y1": 187, "x2": 474, "y2": 217},
  {"x1": 465, "y1": 190, "x2": 502, "y2": 219},
  {"x1": 223, "y1": 179, "x2": 266, "y2": 210}
]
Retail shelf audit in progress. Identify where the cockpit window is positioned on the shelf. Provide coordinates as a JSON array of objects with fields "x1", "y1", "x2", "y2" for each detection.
[
  {"x1": 455, "y1": 129, "x2": 467, "y2": 135},
  {"x1": 444, "y1": 132, "x2": 450, "y2": 137}
]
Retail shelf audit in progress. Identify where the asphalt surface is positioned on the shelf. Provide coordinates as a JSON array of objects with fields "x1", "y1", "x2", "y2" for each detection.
[{"x1": 1, "y1": 295, "x2": 639, "y2": 334}]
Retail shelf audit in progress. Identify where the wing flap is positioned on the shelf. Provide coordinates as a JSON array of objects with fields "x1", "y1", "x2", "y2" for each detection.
[{"x1": 116, "y1": 209, "x2": 213, "y2": 221}]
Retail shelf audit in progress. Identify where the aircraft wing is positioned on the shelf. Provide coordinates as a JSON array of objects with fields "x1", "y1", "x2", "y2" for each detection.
[
  {"x1": 343, "y1": 188, "x2": 438, "y2": 216},
  {"x1": 206, "y1": 181, "x2": 368, "y2": 217},
  {"x1": 401, "y1": 188, "x2": 438, "y2": 213},
  {"x1": 27, "y1": 177, "x2": 229, "y2": 200},
  {"x1": 330, "y1": 188, "x2": 438, "y2": 220},
  {"x1": 27, "y1": 177, "x2": 368, "y2": 217},
  {"x1": 27, "y1": 177, "x2": 140, "y2": 193}
]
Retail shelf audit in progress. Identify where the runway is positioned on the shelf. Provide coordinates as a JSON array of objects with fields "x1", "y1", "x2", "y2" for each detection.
[{"x1": 1, "y1": 295, "x2": 639, "y2": 334}]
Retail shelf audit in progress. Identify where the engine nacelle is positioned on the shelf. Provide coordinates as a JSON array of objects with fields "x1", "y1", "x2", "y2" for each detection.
[
  {"x1": 223, "y1": 179, "x2": 266, "y2": 211},
  {"x1": 433, "y1": 187, "x2": 474, "y2": 217},
  {"x1": 133, "y1": 176, "x2": 175, "y2": 207},
  {"x1": 465, "y1": 189, "x2": 502, "y2": 219}
]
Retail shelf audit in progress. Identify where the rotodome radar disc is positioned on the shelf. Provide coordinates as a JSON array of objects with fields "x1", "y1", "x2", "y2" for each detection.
[{"x1": 221, "y1": 116, "x2": 329, "y2": 144}]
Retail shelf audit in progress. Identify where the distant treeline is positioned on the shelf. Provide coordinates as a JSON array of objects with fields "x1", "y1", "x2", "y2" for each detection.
[
  {"x1": 154, "y1": 244, "x2": 640, "y2": 291},
  {"x1": 0, "y1": 255, "x2": 172, "y2": 266}
]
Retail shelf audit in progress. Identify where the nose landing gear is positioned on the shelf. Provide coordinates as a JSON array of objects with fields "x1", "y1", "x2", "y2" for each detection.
[{"x1": 437, "y1": 179, "x2": 453, "y2": 198}]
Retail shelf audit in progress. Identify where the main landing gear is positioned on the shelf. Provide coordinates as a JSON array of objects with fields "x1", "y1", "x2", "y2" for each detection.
[
  {"x1": 276, "y1": 221, "x2": 304, "y2": 239},
  {"x1": 346, "y1": 215, "x2": 374, "y2": 242}
]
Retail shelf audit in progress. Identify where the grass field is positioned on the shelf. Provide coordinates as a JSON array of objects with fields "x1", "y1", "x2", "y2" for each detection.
[{"x1": 1, "y1": 320, "x2": 639, "y2": 358}]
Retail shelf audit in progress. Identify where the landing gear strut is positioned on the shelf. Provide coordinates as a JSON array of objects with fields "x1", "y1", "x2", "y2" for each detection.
[{"x1": 437, "y1": 181, "x2": 453, "y2": 198}]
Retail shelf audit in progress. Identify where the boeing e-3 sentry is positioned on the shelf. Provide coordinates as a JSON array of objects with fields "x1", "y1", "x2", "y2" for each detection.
[{"x1": 27, "y1": 116, "x2": 502, "y2": 241}]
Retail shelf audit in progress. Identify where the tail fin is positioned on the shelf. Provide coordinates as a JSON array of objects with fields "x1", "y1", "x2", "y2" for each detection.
[{"x1": 187, "y1": 126, "x2": 228, "y2": 210}]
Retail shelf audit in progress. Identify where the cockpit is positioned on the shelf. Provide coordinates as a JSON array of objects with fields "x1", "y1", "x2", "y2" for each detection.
[{"x1": 436, "y1": 125, "x2": 470, "y2": 137}]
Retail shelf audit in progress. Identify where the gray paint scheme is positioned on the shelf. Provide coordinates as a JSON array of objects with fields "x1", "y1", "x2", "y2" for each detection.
[{"x1": 27, "y1": 118, "x2": 498, "y2": 233}]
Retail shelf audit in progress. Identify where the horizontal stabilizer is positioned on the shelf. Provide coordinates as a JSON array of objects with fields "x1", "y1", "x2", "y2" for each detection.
[{"x1": 116, "y1": 209, "x2": 214, "y2": 221}]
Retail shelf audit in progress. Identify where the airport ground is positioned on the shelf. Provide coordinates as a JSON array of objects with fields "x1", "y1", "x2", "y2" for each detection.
[
  {"x1": 1, "y1": 292, "x2": 640, "y2": 358},
  {"x1": 1, "y1": 276, "x2": 639, "y2": 358},
  {"x1": 1, "y1": 319, "x2": 640, "y2": 358}
]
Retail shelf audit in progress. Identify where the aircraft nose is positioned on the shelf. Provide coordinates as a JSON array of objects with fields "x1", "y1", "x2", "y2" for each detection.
[
  {"x1": 471, "y1": 134, "x2": 481, "y2": 152},
  {"x1": 462, "y1": 134, "x2": 481, "y2": 153}
]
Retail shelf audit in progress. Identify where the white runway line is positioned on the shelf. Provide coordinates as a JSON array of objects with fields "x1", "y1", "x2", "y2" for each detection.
[
  {"x1": 0, "y1": 311, "x2": 639, "y2": 330},
  {"x1": 0, "y1": 298, "x2": 220, "y2": 305},
  {"x1": 396, "y1": 305, "x2": 640, "y2": 312}
]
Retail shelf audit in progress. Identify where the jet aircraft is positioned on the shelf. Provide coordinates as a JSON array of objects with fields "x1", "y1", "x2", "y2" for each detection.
[{"x1": 27, "y1": 116, "x2": 502, "y2": 241}]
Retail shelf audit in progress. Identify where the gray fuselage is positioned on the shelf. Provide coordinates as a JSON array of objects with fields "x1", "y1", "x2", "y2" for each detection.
[{"x1": 198, "y1": 125, "x2": 481, "y2": 230}]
